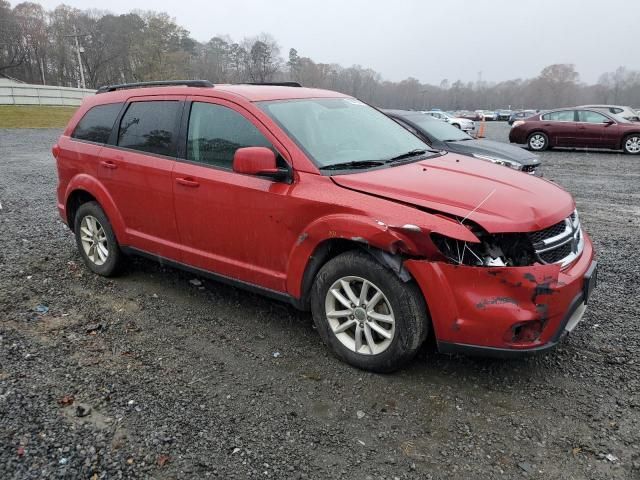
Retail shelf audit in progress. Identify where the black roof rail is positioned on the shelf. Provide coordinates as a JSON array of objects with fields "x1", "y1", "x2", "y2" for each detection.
[
  {"x1": 244, "y1": 82, "x2": 302, "y2": 87},
  {"x1": 96, "y1": 80, "x2": 214, "y2": 94}
]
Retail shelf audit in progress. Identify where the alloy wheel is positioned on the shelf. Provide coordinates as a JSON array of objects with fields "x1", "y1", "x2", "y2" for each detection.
[
  {"x1": 79, "y1": 215, "x2": 109, "y2": 266},
  {"x1": 324, "y1": 276, "x2": 395, "y2": 355},
  {"x1": 625, "y1": 136, "x2": 640, "y2": 153},
  {"x1": 529, "y1": 134, "x2": 546, "y2": 150}
]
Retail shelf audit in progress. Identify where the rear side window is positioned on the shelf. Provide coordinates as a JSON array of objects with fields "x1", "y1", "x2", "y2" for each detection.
[
  {"x1": 542, "y1": 110, "x2": 575, "y2": 121},
  {"x1": 71, "y1": 103, "x2": 123, "y2": 143},
  {"x1": 578, "y1": 110, "x2": 609, "y2": 123},
  {"x1": 117, "y1": 101, "x2": 181, "y2": 157},
  {"x1": 186, "y1": 102, "x2": 272, "y2": 168}
]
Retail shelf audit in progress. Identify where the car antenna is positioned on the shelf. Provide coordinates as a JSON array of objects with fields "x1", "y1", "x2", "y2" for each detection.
[{"x1": 460, "y1": 189, "x2": 496, "y2": 225}]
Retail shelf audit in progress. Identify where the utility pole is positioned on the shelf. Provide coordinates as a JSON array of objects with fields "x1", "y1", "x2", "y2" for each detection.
[
  {"x1": 64, "y1": 27, "x2": 88, "y2": 89},
  {"x1": 39, "y1": 58, "x2": 46, "y2": 85},
  {"x1": 420, "y1": 89, "x2": 429, "y2": 111}
]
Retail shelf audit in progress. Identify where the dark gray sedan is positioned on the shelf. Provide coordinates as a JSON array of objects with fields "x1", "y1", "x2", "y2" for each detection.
[{"x1": 384, "y1": 109, "x2": 542, "y2": 176}]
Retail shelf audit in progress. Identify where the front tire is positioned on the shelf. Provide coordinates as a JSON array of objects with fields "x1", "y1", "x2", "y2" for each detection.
[
  {"x1": 310, "y1": 251, "x2": 429, "y2": 372},
  {"x1": 527, "y1": 132, "x2": 549, "y2": 151},
  {"x1": 622, "y1": 134, "x2": 640, "y2": 154},
  {"x1": 74, "y1": 201, "x2": 123, "y2": 277}
]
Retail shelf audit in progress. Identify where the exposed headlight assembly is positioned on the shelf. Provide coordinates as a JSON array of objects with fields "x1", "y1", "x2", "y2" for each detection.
[
  {"x1": 431, "y1": 230, "x2": 536, "y2": 267},
  {"x1": 472, "y1": 153, "x2": 521, "y2": 170}
]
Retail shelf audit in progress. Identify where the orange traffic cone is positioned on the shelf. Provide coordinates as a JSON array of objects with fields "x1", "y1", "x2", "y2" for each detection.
[{"x1": 476, "y1": 121, "x2": 486, "y2": 139}]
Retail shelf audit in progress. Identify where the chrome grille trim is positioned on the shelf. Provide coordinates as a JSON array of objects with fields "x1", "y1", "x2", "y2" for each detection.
[{"x1": 529, "y1": 210, "x2": 583, "y2": 267}]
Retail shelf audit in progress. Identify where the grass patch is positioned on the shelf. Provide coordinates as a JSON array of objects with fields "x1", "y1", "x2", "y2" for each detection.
[{"x1": 0, "y1": 105, "x2": 77, "y2": 128}]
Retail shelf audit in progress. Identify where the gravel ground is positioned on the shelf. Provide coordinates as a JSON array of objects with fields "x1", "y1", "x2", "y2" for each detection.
[{"x1": 1, "y1": 124, "x2": 639, "y2": 480}]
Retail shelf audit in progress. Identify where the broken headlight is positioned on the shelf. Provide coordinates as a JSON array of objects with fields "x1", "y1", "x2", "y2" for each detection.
[
  {"x1": 472, "y1": 153, "x2": 521, "y2": 170},
  {"x1": 431, "y1": 230, "x2": 536, "y2": 267}
]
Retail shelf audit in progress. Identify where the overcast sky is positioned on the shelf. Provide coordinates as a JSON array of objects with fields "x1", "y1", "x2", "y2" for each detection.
[{"x1": 24, "y1": 0, "x2": 639, "y2": 85}]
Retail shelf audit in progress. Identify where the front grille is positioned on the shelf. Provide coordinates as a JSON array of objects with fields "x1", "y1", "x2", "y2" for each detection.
[
  {"x1": 528, "y1": 210, "x2": 583, "y2": 267},
  {"x1": 529, "y1": 220, "x2": 565, "y2": 244},
  {"x1": 539, "y1": 242, "x2": 572, "y2": 263}
]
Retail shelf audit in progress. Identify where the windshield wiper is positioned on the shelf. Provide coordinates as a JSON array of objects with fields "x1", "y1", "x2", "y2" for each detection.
[
  {"x1": 319, "y1": 160, "x2": 386, "y2": 170},
  {"x1": 387, "y1": 149, "x2": 428, "y2": 162}
]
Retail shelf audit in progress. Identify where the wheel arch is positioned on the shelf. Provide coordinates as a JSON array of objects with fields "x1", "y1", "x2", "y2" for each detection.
[
  {"x1": 64, "y1": 174, "x2": 127, "y2": 242},
  {"x1": 286, "y1": 214, "x2": 428, "y2": 310},
  {"x1": 66, "y1": 190, "x2": 97, "y2": 231},
  {"x1": 292, "y1": 239, "x2": 416, "y2": 311},
  {"x1": 286, "y1": 212, "x2": 478, "y2": 310}
]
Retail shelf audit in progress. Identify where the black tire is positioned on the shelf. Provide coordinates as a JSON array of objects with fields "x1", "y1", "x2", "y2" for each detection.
[
  {"x1": 74, "y1": 201, "x2": 123, "y2": 277},
  {"x1": 622, "y1": 134, "x2": 640, "y2": 154},
  {"x1": 452, "y1": 123, "x2": 461, "y2": 129},
  {"x1": 310, "y1": 250, "x2": 429, "y2": 372},
  {"x1": 527, "y1": 131, "x2": 549, "y2": 151}
]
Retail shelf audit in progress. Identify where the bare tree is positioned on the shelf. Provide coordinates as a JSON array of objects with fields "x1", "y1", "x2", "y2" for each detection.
[
  {"x1": 0, "y1": 1, "x2": 27, "y2": 73},
  {"x1": 2, "y1": 2, "x2": 640, "y2": 110}
]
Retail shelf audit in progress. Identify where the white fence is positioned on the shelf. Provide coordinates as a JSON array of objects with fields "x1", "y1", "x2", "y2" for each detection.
[{"x1": 0, "y1": 83, "x2": 95, "y2": 107}]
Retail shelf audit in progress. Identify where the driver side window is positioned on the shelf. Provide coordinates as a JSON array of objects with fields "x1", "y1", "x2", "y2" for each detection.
[
  {"x1": 577, "y1": 110, "x2": 609, "y2": 123},
  {"x1": 186, "y1": 102, "x2": 272, "y2": 169}
]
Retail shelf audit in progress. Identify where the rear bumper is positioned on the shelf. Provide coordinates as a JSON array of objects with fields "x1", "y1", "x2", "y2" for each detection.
[{"x1": 404, "y1": 235, "x2": 596, "y2": 357}]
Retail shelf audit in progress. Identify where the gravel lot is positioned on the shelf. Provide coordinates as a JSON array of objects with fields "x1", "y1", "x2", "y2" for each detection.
[{"x1": 1, "y1": 123, "x2": 639, "y2": 480}]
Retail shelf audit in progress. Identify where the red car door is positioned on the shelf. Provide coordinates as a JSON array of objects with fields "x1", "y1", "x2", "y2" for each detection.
[
  {"x1": 98, "y1": 95, "x2": 184, "y2": 259},
  {"x1": 171, "y1": 97, "x2": 299, "y2": 292},
  {"x1": 601, "y1": 119, "x2": 623, "y2": 149},
  {"x1": 575, "y1": 110, "x2": 609, "y2": 147}
]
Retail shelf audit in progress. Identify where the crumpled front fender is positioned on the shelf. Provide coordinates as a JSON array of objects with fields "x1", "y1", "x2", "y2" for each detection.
[{"x1": 405, "y1": 235, "x2": 594, "y2": 349}]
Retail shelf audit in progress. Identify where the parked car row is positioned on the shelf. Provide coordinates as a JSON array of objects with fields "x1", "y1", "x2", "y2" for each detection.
[
  {"x1": 508, "y1": 110, "x2": 539, "y2": 125},
  {"x1": 422, "y1": 110, "x2": 475, "y2": 132},
  {"x1": 509, "y1": 107, "x2": 640, "y2": 154}
]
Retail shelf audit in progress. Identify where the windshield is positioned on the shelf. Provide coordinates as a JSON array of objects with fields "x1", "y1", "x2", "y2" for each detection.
[
  {"x1": 404, "y1": 114, "x2": 472, "y2": 142},
  {"x1": 259, "y1": 98, "x2": 430, "y2": 167}
]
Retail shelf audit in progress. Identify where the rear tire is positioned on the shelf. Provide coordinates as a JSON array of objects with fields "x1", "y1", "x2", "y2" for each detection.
[
  {"x1": 527, "y1": 132, "x2": 549, "y2": 151},
  {"x1": 74, "y1": 201, "x2": 123, "y2": 277},
  {"x1": 310, "y1": 250, "x2": 429, "y2": 372},
  {"x1": 622, "y1": 134, "x2": 640, "y2": 154}
]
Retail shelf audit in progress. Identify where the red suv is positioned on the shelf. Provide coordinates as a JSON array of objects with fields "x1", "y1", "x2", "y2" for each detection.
[{"x1": 53, "y1": 80, "x2": 597, "y2": 372}]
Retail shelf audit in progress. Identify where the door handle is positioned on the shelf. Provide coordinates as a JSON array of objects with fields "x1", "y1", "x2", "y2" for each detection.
[
  {"x1": 176, "y1": 177, "x2": 200, "y2": 188},
  {"x1": 100, "y1": 160, "x2": 117, "y2": 169}
]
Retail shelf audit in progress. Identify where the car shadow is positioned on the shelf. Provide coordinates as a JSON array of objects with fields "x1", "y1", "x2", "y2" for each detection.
[{"x1": 121, "y1": 253, "x2": 571, "y2": 385}]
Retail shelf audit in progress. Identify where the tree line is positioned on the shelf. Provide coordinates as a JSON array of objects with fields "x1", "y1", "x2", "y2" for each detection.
[{"x1": 2, "y1": 1, "x2": 640, "y2": 110}]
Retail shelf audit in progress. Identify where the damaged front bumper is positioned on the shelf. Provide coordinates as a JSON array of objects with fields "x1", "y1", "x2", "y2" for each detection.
[{"x1": 404, "y1": 234, "x2": 596, "y2": 357}]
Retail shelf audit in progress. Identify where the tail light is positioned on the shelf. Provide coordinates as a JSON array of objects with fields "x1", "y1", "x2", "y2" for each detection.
[{"x1": 52, "y1": 144, "x2": 60, "y2": 159}]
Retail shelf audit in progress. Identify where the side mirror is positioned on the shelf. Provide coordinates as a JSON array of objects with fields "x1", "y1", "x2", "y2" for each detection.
[{"x1": 233, "y1": 147, "x2": 289, "y2": 181}]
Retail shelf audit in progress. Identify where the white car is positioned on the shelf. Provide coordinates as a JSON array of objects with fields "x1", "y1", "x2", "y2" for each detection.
[
  {"x1": 476, "y1": 110, "x2": 498, "y2": 121},
  {"x1": 424, "y1": 110, "x2": 475, "y2": 132},
  {"x1": 579, "y1": 105, "x2": 640, "y2": 122}
]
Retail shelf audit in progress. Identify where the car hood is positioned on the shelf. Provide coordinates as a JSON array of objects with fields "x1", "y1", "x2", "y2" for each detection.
[
  {"x1": 444, "y1": 139, "x2": 539, "y2": 165},
  {"x1": 331, "y1": 153, "x2": 573, "y2": 233}
]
